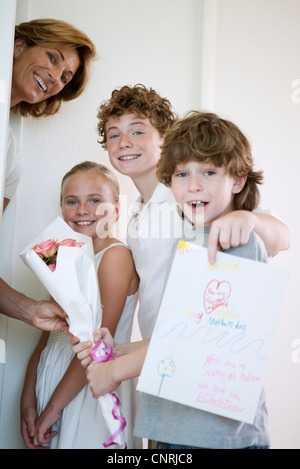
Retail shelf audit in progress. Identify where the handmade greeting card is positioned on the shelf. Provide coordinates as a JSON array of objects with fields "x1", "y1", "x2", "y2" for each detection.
[{"x1": 137, "y1": 240, "x2": 290, "y2": 424}]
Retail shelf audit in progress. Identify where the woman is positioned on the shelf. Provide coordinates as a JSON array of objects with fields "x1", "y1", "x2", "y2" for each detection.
[
  {"x1": 0, "y1": 19, "x2": 96, "y2": 331},
  {"x1": 4, "y1": 18, "x2": 96, "y2": 211}
]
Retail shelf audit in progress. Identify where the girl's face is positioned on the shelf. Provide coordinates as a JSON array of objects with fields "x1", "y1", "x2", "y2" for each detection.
[
  {"x1": 171, "y1": 160, "x2": 246, "y2": 226},
  {"x1": 61, "y1": 172, "x2": 119, "y2": 241},
  {"x1": 11, "y1": 38, "x2": 80, "y2": 107}
]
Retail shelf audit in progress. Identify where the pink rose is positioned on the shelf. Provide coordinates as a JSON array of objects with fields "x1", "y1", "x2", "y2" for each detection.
[
  {"x1": 32, "y1": 239, "x2": 58, "y2": 258},
  {"x1": 58, "y1": 239, "x2": 85, "y2": 248},
  {"x1": 32, "y1": 238, "x2": 84, "y2": 272}
]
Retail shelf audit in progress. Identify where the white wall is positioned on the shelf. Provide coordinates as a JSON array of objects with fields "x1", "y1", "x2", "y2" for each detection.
[
  {"x1": 213, "y1": 0, "x2": 300, "y2": 450},
  {"x1": 0, "y1": 0, "x2": 299, "y2": 450},
  {"x1": 0, "y1": 0, "x2": 205, "y2": 448}
]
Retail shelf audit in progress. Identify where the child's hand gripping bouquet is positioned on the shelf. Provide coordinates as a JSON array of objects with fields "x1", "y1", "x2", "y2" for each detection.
[{"x1": 20, "y1": 217, "x2": 127, "y2": 448}]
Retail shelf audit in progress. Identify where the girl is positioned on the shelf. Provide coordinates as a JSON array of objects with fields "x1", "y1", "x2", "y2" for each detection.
[{"x1": 20, "y1": 161, "x2": 140, "y2": 449}]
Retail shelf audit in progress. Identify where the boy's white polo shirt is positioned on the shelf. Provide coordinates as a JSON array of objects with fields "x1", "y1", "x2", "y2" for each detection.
[{"x1": 127, "y1": 183, "x2": 191, "y2": 339}]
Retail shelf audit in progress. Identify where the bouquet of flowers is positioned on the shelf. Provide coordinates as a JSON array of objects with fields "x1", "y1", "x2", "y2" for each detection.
[
  {"x1": 32, "y1": 238, "x2": 85, "y2": 272},
  {"x1": 20, "y1": 217, "x2": 127, "y2": 448}
]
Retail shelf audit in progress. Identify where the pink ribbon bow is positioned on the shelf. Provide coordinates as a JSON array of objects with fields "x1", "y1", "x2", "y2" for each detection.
[{"x1": 90, "y1": 340, "x2": 127, "y2": 449}]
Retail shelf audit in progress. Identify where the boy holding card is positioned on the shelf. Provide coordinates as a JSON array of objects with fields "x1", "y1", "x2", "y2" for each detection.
[
  {"x1": 74, "y1": 111, "x2": 278, "y2": 449},
  {"x1": 96, "y1": 85, "x2": 289, "y2": 340}
]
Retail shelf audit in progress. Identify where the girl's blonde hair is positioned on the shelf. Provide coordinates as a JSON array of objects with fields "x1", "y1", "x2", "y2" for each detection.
[
  {"x1": 60, "y1": 161, "x2": 120, "y2": 206},
  {"x1": 157, "y1": 111, "x2": 264, "y2": 212},
  {"x1": 13, "y1": 19, "x2": 96, "y2": 118}
]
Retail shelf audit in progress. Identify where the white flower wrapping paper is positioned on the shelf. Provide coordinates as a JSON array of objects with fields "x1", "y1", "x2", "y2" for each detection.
[{"x1": 20, "y1": 216, "x2": 126, "y2": 448}]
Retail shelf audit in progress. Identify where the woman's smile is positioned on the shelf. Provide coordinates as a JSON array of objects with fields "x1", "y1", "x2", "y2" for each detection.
[{"x1": 11, "y1": 40, "x2": 80, "y2": 107}]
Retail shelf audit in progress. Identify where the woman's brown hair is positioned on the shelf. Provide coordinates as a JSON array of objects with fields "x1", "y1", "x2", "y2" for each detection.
[{"x1": 13, "y1": 19, "x2": 96, "y2": 118}]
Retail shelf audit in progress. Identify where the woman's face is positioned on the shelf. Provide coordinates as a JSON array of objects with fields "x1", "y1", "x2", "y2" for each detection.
[{"x1": 11, "y1": 38, "x2": 80, "y2": 107}]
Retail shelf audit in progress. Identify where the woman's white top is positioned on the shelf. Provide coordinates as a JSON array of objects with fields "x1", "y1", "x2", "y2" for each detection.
[{"x1": 4, "y1": 126, "x2": 22, "y2": 200}]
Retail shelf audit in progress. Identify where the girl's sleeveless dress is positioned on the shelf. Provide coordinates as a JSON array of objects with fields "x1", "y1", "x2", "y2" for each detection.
[{"x1": 35, "y1": 243, "x2": 141, "y2": 449}]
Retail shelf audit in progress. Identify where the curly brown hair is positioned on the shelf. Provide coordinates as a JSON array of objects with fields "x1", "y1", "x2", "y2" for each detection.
[
  {"x1": 157, "y1": 111, "x2": 263, "y2": 211},
  {"x1": 97, "y1": 84, "x2": 178, "y2": 149},
  {"x1": 13, "y1": 19, "x2": 96, "y2": 118}
]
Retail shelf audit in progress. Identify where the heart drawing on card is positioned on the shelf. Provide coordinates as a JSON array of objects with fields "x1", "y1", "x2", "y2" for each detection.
[{"x1": 203, "y1": 279, "x2": 232, "y2": 315}]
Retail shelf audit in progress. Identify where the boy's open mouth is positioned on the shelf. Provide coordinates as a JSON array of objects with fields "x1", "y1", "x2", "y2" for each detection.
[{"x1": 187, "y1": 201, "x2": 207, "y2": 210}]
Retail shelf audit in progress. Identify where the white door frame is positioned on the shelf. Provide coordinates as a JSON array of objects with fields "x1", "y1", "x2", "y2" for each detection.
[
  {"x1": 0, "y1": 0, "x2": 16, "y2": 426},
  {"x1": 0, "y1": 0, "x2": 16, "y2": 238}
]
